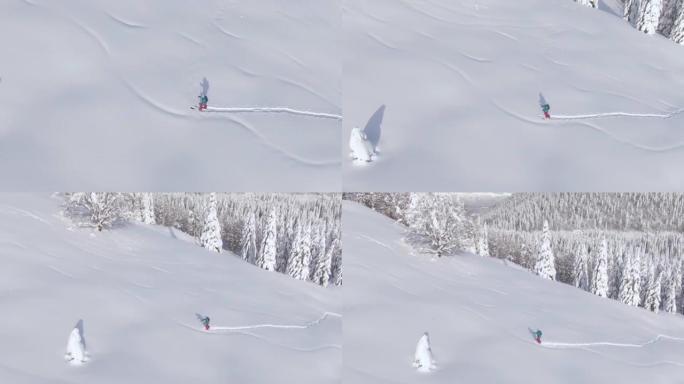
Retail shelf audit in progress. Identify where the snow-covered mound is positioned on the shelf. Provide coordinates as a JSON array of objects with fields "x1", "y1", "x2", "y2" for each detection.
[
  {"x1": 349, "y1": 127, "x2": 375, "y2": 163},
  {"x1": 343, "y1": 201, "x2": 684, "y2": 383},
  {"x1": 0, "y1": 0, "x2": 341, "y2": 191},
  {"x1": 343, "y1": 0, "x2": 684, "y2": 191},
  {"x1": 0, "y1": 194, "x2": 341, "y2": 383}
]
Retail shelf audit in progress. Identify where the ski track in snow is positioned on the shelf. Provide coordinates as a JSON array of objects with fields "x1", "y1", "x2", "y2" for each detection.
[
  {"x1": 491, "y1": 99, "x2": 684, "y2": 153},
  {"x1": 543, "y1": 334, "x2": 684, "y2": 349},
  {"x1": 122, "y1": 80, "x2": 340, "y2": 167},
  {"x1": 175, "y1": 312, "x2": 342, "y2": 353},
  {"x1": 210, "y1": 312, "x2": 341, "y2": 331},
  {"x1": 22, "y1": 3, "x2": 341, "y2": 169},
  {"x1": 553, "y1": 109, "x2": 684, "y2": 120},
  {"x1": 357, "y1": 3, "x2": 684, "y2": 160},
  {"x1": 204, "y1": 107, "x2": 342, "y2": 120}
]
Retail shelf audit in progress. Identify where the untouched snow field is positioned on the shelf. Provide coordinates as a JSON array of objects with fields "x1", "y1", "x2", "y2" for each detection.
[
  {"x1": 343, "y1": 0, "x2": 684, "y2": 191},
  {"x1": 343, "y1": 202, "x2": 684, "y2": 383},
  {"x1": 0, "y1": 0, "x2": 341, "y2": 191},
  {"x1": 0, "y1": 194, "x2": 341, "y2": 383}
]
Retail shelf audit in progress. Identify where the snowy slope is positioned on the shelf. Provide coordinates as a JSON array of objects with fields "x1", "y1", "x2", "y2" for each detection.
[
  {"x1": 0, "y1": 194, "x2": 341, "y2": 383},
  {"x1": 343, "y1": 201, "x2": 684, "y2": 383},
  {"x1": 0, "y1": 0, "x2": 341, "y2": 191},
  {"x1": 343, "y1": 0, "x2": 684, "y2": 191}
]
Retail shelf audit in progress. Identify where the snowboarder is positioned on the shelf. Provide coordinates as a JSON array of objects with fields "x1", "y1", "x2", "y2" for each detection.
[
  {"x1": 196, "y1": 313, "x2": 211, "y2": 330},
  {"x1": 541, "y1": 103, "x2": 551, "y2": 119},
  {"x1": 532, "y1": 329, "x2": 542, "y2": 344},
  {"x1": 539, "y1": 92, "x2": 551, "y2": 119},
  {"x1": 198, "y1": 94, "x2": 209, "y2": 111}
]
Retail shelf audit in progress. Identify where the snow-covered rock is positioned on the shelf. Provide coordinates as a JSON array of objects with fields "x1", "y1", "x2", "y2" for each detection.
[
  {"x1": 413, "y1": 332, "x2": 436, "y2": 373},
  {"x1": 65, "y1": 320, "x2": 87, "y2": 365},
  {"x1": 349, "y1": 127, "x2": 375, "y2": 163}
]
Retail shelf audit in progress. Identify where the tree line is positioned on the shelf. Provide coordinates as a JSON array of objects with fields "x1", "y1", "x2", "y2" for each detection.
[{"x1": 63, "y1": 193, "x2": 342, "y2": 287}]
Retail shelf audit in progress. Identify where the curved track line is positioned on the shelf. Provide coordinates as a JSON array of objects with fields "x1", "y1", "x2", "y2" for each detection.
[
  {"x1": 210, "y1": 312, "x2": 340, "y2": 331},
  {"x1": 205, "y1": 106, "x2": 342, "y2": 120},
  {"x1": 554, "y1": 109, "x2": 684, "y2": 120},
  {"x1": 104, "y1": 11, "x2": 146, "y2": 28},
  {"x1": 212, "y1": 20, "x2": 245, "y2": 40},
  {"x1": 544, "y1": 334, "x2": 684, "y2": 349},
  {"x1": 207, "y1": 114, "x2": 341, "y2": 167},
  {"x1": 491, "y1": 100, "x2": 684, "y2": 153},
  {"x1": 177, "y1": 32, "x2": 207, "y2": 47},
  {"x1": 175, "y1": 316, "x2": 341, "y2": 353},
  {"x1": 365, "y1": 31, "x2": 400, "y2": 50},
  {"x1": 492, "y1": 29, "x2": 519, "y2": 42},
  {"x1": 120, "y1": 79, "x2": 189, "y2": 118}
]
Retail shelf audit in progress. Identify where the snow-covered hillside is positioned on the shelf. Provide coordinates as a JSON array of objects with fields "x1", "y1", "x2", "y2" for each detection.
[
  {"x1": 0, "y1": 0, "x2": 341, "y2": 191},
  {"x1": 343, "y1": 0, "x2": 684, "y2": 191},
  {"x1": 0, "y1": 194, "x2": 341, "y2": 383},
  {"x1": 343, "y1": 201, "x2": 684, "y2": 383}
]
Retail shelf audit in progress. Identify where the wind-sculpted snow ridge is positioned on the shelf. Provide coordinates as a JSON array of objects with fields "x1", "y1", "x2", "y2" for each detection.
[{"x1": 204, "y1": 107, "x2": 342, "y2": 120}]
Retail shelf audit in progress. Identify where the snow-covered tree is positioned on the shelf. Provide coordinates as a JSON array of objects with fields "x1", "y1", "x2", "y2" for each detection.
[
  {"x1": 66, "y1": 193, "x2": 123, "y2": 231},
  {"x1": 619, "y1": 247, "x2": 642, "y2": 306},
  {"x1": 65, "y1": 320, "x2": 87, "y2": 365},
  {"x1": 405, "y1": 193, "x2": 466, "y2": 257},
  {"x1": 672, "y1": 3, "x2": 684, "y2": 43},
  {"x1": 314, "y1": 237, "x2": 337, "y2": 287},
  {"x1": 573, "y1": 242, "x2": 590, "y2": 291},
  {"x1": 413, "y1": 332, "x2": 436, "y2": 373},
  {"x1": 658, "y1": 0, "x2": 679, "y2": 36},
  {"x1": 637, "y1": 0, "x2": 664, "y2": 34},
  {"x1": 349, "y1": 127, "x2": 374, "y2": 162},
  {"x1": 287, "y1": 224, "x2": 312, "y2": 280},
  {"x1": 240, "y1": 211, "x2": 257, "y2": 262},
  {"x1": 592, "y1": 238, "x2": 610, "y2": 298},
  {"x1": 257, "y1": 209, "x2": 278, "y2": 271},
  {"x1": 140, "y1": 193, "x2": 155, "y2": 224},
  {"x1": 199, "y1": 193, "x2": 223, "y2": 253},
  {"x1": 663, "y1": 267, "x2": 679, "y2": 313},
  {"x1": 624, "y1": 0, "x2": 642, "y2": 26},
  {"x1": 576, "y1": 0, "x2": 599, "y2": 8},
  {"x1": 643, "y1": 263, "x2": 662, "y2": 312},
  {"x1": 534, "y1": 220, "x2": 556, "y2": 280},
  {"x1": 477, "y1": 223, "x2": 490, "y2": 257}
]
